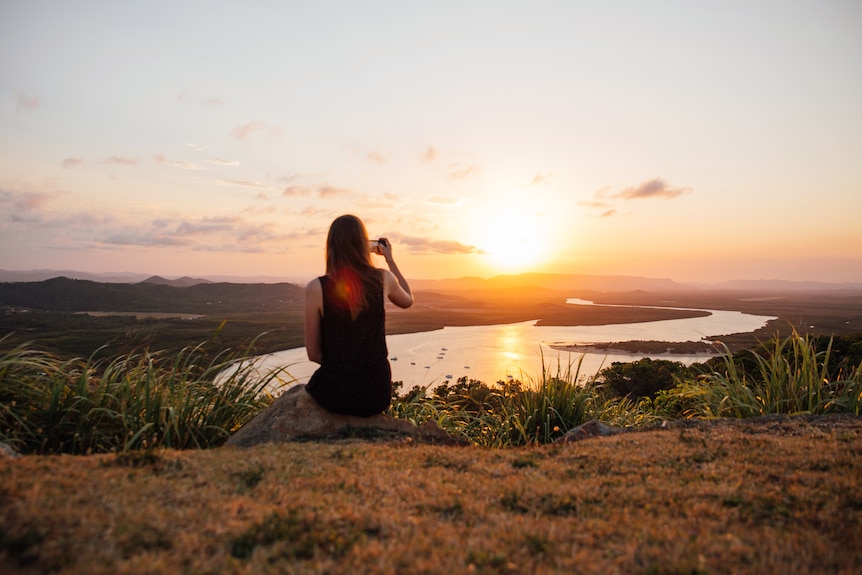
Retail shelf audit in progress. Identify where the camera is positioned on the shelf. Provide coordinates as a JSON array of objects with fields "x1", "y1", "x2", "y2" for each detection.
[{"x1": 369, "y1": 239, "x2": 387, "y2": 254}]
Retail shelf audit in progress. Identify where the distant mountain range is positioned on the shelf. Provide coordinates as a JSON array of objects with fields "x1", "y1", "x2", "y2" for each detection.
[
  {"x1": 1, "y1": 269, "x2": 860, "y2": 292},
  {"x1": 410, "y1": 273, "x2": 862, "y2": 293},
  {"x1": 0, "y1": 270, "x2": 304, "y2": 285}
]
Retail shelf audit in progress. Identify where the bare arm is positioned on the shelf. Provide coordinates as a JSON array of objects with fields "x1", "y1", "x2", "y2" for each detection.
[
  {"x1": 304, "y1": 278, "x2": 324, "y2": 363},
  {"x1": 377, "y1": 237, "x2": 413, "y2": 309}
]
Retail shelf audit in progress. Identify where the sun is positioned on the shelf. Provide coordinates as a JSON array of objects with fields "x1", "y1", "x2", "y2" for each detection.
[{"x1": 474, "y1": 204, "x2": 550, "y2": 273}]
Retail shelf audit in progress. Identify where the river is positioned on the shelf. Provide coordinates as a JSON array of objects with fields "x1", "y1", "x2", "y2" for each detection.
[{"x1": 248, "y1": 299, "x2": 775, "y2": 390}]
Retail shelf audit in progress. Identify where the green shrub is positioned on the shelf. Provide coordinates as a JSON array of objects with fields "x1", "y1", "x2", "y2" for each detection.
[
  {"x1": 666, "y1": 331, "x2": 862, "y2": 418},
  {"x1": 598, "y1": 357, "x2": 692, "y2": 399},
  {"x1": 0, "y1": 336, "x2": 294, "y2": 454}
]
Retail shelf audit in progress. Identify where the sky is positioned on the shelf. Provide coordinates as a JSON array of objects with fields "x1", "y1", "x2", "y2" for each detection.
[{"x1": 1, "y1": 0, "x2": 861, "y2": 284}]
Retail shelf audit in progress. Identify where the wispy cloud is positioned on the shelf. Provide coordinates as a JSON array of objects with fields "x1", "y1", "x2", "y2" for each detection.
[
  {"x1": 206, "y1": 158, "x2": 240, "y2": 166},
  {"x1": 397, "y1": 235, "x2": 482, "y2": 255},
  {"x1": 612, "y1": 178, "x2": 692, "y2": 200},
  {"x1": 104, "y1": 215, "x2": 306, "y2": 252},
  {"x1": 15, "y1": 91, "x2": 39, "y2": 112},
  {"x1": 61, "y1": 157, "x2": 84, "y2": 169},
  {"x1": 0, "y1": 190, "x2": 54, "y2": 212},
  {"x1": 218, "y1": 179, "x2": 270, "y2": 190},
  {"x1": 530, "y1": 172, "x2": 552, "y2": 185},
  {"x1": 422, "y1": 146, "x2": 438, "y2": 162},
  {"x1": 366, "y1": 150, "x2": 386, "y2": 163},
  {"x1": 154, "y1": 154, "x2": 204, "y2": 170},
  {"x1": 449, "y1": 165, "x2": 480, "y2": 179},
  {"x1": 428, "y1": 195, "x2": 461, "y2": 205},
  {"x1": 177, "y1": 91, "x2": 225, "y2": 108},
  {"x1": 318, "y1": 185, "x2": 351, "y2": 198},
  {"x1": 580, "y1": 178, "x2": 692, "y2": 217},
  {"x1": 283, "y1": 185, "x2": 312, "y2": 197},
  {"x1": 230, "y1": 121, "x2": 267, "y2": 142},
  {"x1": 283, "y1": 183, "x2": 354, "y2": 199},
  {"x1": 101, "y1": 156, "x2": 137, "y2": 166},
  {"x1": 1, "y1": 186, "x2": 311, "y2": 255}
]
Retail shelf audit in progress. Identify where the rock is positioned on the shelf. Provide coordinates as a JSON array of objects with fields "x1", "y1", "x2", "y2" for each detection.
[
  {"x1": 0, "y1": 442, "x2": 20, "y2": 459},
  {"x1": 556, "y1": 420, "x2": 623, "y2": 443},
  {"x1": 226, "y1": 385, "x2": 466, "y2": 447}
]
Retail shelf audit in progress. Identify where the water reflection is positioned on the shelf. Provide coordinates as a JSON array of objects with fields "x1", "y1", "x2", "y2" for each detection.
[{"x1": 251, "y1": 303, "x2": 775, "y2": 390}]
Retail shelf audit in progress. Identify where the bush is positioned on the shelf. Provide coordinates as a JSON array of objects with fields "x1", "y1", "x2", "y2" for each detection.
[
  {"x1": 0, "y1": 336, "x2": 295, "y2": 454},
  {"x1": 598, "y1": 358, "x2": 692, "y2": 399},
  {"x1": 666, "y1": 332, "x2": 862, "y2": 418}
]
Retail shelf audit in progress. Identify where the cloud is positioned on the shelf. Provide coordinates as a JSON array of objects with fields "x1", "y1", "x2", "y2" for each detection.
[
  {"x1": 230, "y1": 121, "x2": 267, "y2": 142},
  {"x1": 15, "y1": 91, "x2": 39, "y2": 112},
  {"x1": 217, "y1": 179, "x2": 270, "y2": 190},
  {"x1": 613, "y1": 178, "x2": 692, "y2": 200},
  {"x1": 1, "y1": 188, "x2": 309, "y2": 255},
  {"x1": 317, "y1": 185, "x2": 352, "y2": 198},
  {"x1": 0, "y1": 190, "x2": 54, "y2": 212},
  {"x1": 104, "y1": 231, "x2": 193, "y2": 247},
  {"x1": 101, "y1": 156, "x2": 137, "y2": 166},
  {"x1": 530, "y1": 172, "x2": 552, "y2": 185},
  {"x1": 283, "y1": 185, "x2": 312, "y2": 197},
  {"x1": 175, "y1": 216, "x2": 241, "y2": 235},
  {"x1": 206, "y1": 158, "x2": 240, "y2": 166},
  {"x1": 577, "y1": 199, "x2": 610, "y2": 209},
  {"x1": 61, "y1": 157, "x2": 84, "y2": 169},
  {"x1": 428, "y1": 195, "x2": 460, "y2": 205},
  {"x1": 449, "y1": 165, "x2": 480, "y2": 179},
  {"x1": 366, "y1": 150, "x2": 386, "y2": 163},
  {"x1": 177, "y1": 92, "x2": 225, "y2": 108},
  {"x1": 102, "y1": 214, "x2": 305, "y2": 252},
  {"x1": 397, "y1": 235, "x2": 482, "y2": 255},
  {"x1": 154, "y1": 154, "x2": 204, "y2": 170},
  {"x1": 580, "y1": 178, "x2": 692, "y2": 218},
  {"x1": 422, "y1": 146, "x2": 438, "y2": 162},
  {"x1": 282, "y1": 184, "x2": 351, "y2": 199}
]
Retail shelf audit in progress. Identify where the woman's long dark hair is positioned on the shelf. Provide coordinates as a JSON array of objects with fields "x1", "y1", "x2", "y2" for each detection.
[{"x1": 325, "y1": 214, "x2": 381, "y2": 319}]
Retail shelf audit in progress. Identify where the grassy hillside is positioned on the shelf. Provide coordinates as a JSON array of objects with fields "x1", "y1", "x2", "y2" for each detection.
[{"x1": 2, "y1": 417, "x2": 860, "y2": 574}]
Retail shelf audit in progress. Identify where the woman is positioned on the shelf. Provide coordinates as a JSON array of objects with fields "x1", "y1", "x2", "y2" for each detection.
[{"x1": 303, "y1": 214, "x2": 413, "y2": 416}]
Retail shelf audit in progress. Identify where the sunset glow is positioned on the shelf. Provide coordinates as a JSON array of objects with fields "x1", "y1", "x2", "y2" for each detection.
[{"x1": 1, "y1": 2, "x2": 861, "y2": 284}]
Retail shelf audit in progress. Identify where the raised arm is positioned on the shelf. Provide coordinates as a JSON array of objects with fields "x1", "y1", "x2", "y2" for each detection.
[{"x1": 377, "y1": 238, "x2": 413, "y2": 309}]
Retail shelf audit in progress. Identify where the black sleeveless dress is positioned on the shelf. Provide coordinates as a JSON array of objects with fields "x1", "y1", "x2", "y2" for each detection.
[{"x1": 305, "y1": 271, "x2": 392, "y2": 416}]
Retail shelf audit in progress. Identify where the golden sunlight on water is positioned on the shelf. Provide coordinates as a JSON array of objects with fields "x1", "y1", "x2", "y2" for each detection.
[
  {"x1": 248, "y1": 305, "x2": 776, "y2": 391},
  {"x1": 498, "y1": 324, "x2": 525, "y2": 361}
]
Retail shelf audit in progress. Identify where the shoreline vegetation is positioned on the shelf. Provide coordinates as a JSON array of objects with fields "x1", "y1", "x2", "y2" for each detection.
[{"x1": 546, "y1": 340, "x2": 719, "y2": 356}]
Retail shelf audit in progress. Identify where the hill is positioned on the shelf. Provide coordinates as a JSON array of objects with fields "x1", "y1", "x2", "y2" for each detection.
[
  {"x1": 140, "y1": 275, "x2": 212, "y2": 287},
  {"x1": 2, "y1": 415, "x2": 859, "y2": 574},
  {"x1": 0, "y1": 277, "x2": 304, "y2": 314}
]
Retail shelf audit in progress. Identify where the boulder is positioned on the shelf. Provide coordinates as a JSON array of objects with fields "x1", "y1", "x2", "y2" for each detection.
[
  {"x1": 226, "y1": 385, "x2": 465, "y2": 447},
  {"x1": 0, "y1": 442, "x2": 19, "y2": 459},
  {"x1": 556, "y1": 420, "x2": 623, "y2": 443}
]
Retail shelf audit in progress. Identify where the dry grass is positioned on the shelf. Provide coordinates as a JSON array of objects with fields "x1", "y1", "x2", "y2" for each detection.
[{"x1": 2, "y1": 416, "x2": 860, "y2": 574}]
